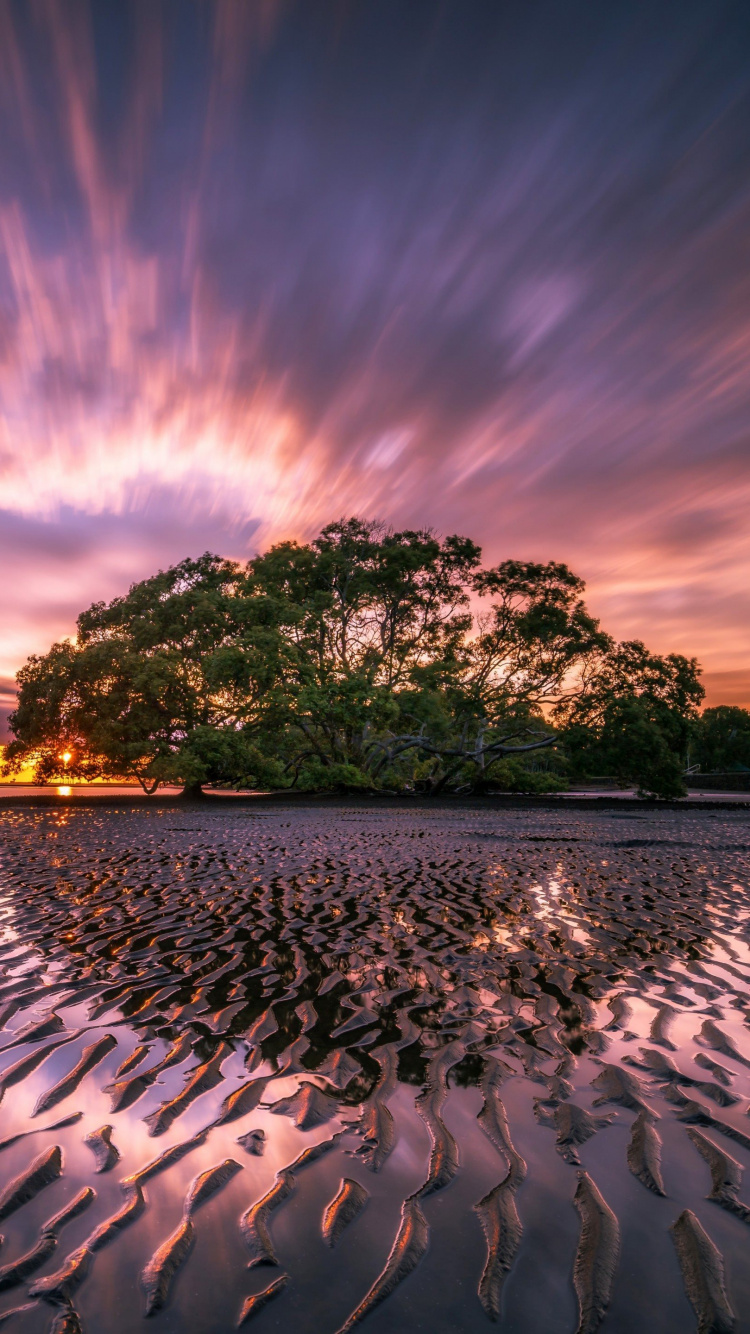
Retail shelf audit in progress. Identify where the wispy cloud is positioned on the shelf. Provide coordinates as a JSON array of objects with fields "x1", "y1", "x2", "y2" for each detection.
[{"x1": 0, "y1": 0, "x2": 749, "y2": 727}]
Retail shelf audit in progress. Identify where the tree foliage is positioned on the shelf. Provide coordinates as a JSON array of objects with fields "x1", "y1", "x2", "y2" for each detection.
[
  {"x1": 6, "y1": 555, "x2": 289, "y2": 793},
  {"x1": 3, "y1": 519, "x2": 704, "y2": 797},
  {"x1": 557, "y1": 640, "x2": 704, "y2": 797},
  {"x1": 691, "y1": 706, "x2": 750, "y2": 774}
]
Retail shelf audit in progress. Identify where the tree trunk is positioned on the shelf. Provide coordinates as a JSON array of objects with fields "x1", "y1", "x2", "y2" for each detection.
[{"x1": 180, "y1": 782, "x2": 204, "y2": 799}]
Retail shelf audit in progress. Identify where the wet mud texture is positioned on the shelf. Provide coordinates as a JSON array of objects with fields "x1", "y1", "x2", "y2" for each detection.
[{"x1": 0, "y1": 804, "x2": 748, "y2": 1333}]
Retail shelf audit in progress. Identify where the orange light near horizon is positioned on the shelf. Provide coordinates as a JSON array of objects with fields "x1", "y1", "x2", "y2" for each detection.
[{"x1": 61, "y1": 750, "x2": 72, "y2": 765}]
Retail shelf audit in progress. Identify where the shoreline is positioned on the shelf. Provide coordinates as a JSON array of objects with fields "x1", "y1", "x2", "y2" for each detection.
[{"x1": 0, "y1": 786, "x2": 748, "y2": 812}]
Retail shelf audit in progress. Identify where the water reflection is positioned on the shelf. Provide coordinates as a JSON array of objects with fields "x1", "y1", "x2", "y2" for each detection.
[{"x1": 0, "y1": 805, "x2": 747, "y2": 1332}]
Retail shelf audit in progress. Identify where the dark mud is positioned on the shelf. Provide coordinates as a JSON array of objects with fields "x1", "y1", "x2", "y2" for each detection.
[{"x1": 0, "y1": 803, "x2": 747, "y2": 1331}]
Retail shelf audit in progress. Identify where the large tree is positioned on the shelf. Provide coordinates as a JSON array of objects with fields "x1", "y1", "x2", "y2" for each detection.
[
  {"x1": 245, "y1": 521, "x2": 611, "y2": 791},
  {"x1": 3, "y1": 519, "x2": 704, "y2": 798}
]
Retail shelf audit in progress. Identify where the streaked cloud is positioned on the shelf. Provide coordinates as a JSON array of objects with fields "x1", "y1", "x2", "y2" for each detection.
[{"x1": 0, "y1": 0, "x2": 749, "y2": 735}]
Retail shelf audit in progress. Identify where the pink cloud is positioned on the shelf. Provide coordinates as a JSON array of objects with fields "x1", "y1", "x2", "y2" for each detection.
[{"x1": 0, "y1": 0, "x2": 748, "y2": 729}]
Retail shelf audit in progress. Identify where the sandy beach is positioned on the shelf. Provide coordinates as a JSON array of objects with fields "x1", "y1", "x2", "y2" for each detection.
[{"x1": 0, "y1": 803, "x2": 747, "y2": 1333}]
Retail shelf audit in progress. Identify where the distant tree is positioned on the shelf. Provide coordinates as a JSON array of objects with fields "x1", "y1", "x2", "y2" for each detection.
[
  {"x1": 691, "y1": 705, "x2": 750, "y2": 773},
  {"x1": 559, "y1": 640, "x2": 704, "y2": 797}
]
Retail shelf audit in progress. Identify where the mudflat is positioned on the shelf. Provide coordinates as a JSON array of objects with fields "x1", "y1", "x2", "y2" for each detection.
[{"x1": 0, "y1": 803, "x2": 748, "y2": 1333}]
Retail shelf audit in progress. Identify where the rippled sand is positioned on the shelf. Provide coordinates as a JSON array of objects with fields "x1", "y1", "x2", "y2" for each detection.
[{"x1": 0, "y1": 802, "x2": 748, "y2": 1333}]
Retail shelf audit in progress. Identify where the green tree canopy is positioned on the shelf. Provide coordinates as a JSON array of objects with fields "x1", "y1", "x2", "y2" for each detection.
[
  {"x1": 558, "y1": 640, "x2": 704, "y2": 797},
  {"x1": 3, "y1": 519, "x2": 705, "y2": 797}
]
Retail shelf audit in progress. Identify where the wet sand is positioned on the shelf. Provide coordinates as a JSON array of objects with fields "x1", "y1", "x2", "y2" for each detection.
[{"x1": 0, "y1": 803, "x2": 747, "y2": 1333}]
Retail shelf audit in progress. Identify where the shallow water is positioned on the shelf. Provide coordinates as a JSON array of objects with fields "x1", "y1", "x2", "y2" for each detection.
[{"x1": 0, "y1": 803, "x2": 748, "y2": 1333}]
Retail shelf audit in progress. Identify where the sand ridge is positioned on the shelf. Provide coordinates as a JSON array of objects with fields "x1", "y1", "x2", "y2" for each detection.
[{"x1": 0, "y1": 804, "x2": 746, "y2": 1331}]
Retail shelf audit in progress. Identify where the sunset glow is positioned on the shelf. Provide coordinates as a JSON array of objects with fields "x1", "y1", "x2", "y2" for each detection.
[{"x1": 1, "y1": 1, "x2": 749, "y2": 736}]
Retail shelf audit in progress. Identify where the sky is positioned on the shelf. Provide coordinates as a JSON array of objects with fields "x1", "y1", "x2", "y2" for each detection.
[{"x1": 1, "y1": 0, "x2": 750, "y2": 737}]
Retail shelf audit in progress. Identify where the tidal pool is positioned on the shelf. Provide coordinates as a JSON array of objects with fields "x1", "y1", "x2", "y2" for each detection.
[{"x1": 0, "y1": 803, "x2": 748, "y2": 1333}]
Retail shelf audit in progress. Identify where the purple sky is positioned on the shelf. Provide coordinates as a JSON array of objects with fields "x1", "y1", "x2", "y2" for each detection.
[{"x1": 2, "y1": 0, "x2": 750, "y2": 736}]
